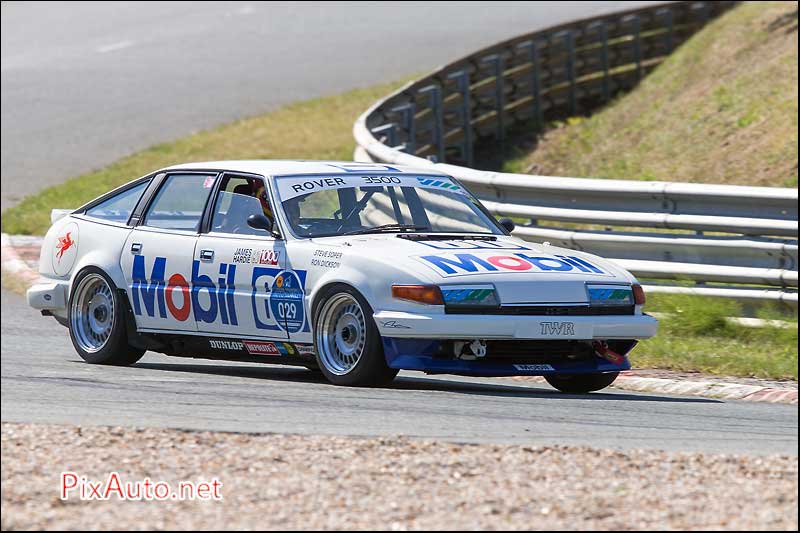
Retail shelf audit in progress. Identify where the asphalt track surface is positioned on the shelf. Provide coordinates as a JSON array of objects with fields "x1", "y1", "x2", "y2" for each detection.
[
  {"x1": 2, "y1": 2, "x2": 797, "y2": 456},
  {"x1": 0, "y1": 1, "x2": 656, "y2": 209},
  {"x1": 2, "y1": 289, "x2": 797, "y2": 455}
]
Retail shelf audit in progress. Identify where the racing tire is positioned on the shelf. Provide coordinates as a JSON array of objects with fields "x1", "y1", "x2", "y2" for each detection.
[
  {"x1": 313, "y1": 284, "x2": 398, "y2": 387},
  {"x1": 68, "y1": 267, "x2": 145, "y2": 366},
  {"x1": 544, "y1": 372, "x2": 619, "y2": 393}
]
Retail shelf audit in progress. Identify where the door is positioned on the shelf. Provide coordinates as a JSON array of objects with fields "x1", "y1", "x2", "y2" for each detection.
[
  {"x1": 121, "y1": 172, "x2": 216, "y2": 332},
  {"x1": 195, "y1": 173, "x2": 289, "y2": 339}
]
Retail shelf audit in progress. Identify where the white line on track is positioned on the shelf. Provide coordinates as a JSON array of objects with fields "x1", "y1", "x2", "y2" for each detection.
[{"x1": 96, "y1": 40, "x2": 134, "y2": 54}]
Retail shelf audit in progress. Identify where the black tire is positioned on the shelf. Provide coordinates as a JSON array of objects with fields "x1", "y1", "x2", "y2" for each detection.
[
  {"x1": 68, "y1": 267, "x2": 145, "y2": 366},
  {"x1": 544, "y1": 372, "x2": 619, "y2": 393},
  {"x1": 313, "y1": 284, "x2": 398, "y2": 387}
]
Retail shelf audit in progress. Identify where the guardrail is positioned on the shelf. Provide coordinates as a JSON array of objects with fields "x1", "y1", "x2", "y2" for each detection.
[{"x1": 353, "y1": 0, "x2": 798, "y2": 309}]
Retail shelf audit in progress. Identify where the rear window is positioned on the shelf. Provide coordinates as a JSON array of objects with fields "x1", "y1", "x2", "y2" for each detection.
[
  {"x1": 84, "y1": 180, "x2": 149, "y2": 223},
  {"x1": 142, "y1": 174, "x2": 215, "y2": 231}
]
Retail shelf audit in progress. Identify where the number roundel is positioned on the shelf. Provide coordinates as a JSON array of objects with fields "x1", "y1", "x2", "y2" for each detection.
[{"x1": 269, "y1": 270, "x2": 305, "y2": 333}]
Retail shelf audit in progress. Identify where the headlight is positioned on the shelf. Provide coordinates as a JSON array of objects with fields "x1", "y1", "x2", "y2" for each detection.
[
  {"x1": 586, "y1": 284, "x2": 635, "y2": 306},
  {"x1": 440, "y1": 284, "x2": 500, "y2": 309}
]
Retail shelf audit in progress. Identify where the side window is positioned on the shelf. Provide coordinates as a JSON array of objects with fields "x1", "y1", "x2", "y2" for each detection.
[
  {"x1": 142, "y1": 174, "x2": 215, "y2": 231},
  {"x1": 85, "y1": 180, "x2": 150, "y2": 223},
  {"x1": 210, "y1": 175, "x2": 273, "y2": 236}
]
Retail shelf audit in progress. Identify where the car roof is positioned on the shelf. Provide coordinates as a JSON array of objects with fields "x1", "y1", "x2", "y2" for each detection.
[{"x1": 160, "y1": 160, "x2": 451, "y2": 177}]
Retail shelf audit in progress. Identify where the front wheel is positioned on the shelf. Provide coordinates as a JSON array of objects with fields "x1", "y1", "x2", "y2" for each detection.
[
  {"x1": 68, "y1": 267, "x2": 144, "y2": 366},
  {"x1": 313, "y1": 285, "x2": 398, "y2": 387},
  {"x1": 545, "y1": 372, "x2": 619, "y2": 393}
]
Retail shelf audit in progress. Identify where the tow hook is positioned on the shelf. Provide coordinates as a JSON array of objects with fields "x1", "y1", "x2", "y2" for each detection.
[
  {"x1": 593, "y1": 341, "x2": 625, "y2": 364},
  {"x1": 455, "y1": 339, "x2": 488, "y2": 360}
]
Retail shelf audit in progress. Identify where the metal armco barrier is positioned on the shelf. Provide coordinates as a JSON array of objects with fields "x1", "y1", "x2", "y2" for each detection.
[{"x1": 353, "y1": 1, "x2": 798, "y2": 308}]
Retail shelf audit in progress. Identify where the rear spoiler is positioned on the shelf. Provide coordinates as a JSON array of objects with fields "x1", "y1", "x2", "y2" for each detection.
[{"x1": 51, "y1": 209, "x2": 73, "y2": 224}]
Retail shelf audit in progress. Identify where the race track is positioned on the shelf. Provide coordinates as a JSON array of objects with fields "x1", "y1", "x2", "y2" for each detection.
[{"x1": 2, "y1": 289, "x2": 797, "y2": 455}]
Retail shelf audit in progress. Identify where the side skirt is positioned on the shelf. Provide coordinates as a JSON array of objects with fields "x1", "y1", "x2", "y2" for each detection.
[{"x1": 117, "y1": 289, "x2": 315, "y2": 366}]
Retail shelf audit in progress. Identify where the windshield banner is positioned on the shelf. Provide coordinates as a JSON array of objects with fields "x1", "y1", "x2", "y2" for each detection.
[{"x1": 276, "y1": 174, "x2": 466, "y2": 201}]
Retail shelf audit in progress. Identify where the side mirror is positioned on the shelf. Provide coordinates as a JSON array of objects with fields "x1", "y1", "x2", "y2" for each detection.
[
  {"x1": 498, "y1": 217, "x2": 515, "y2": 233},
  {"x1": 247, "y1": 214, "x2": 274, "y2": 233}
]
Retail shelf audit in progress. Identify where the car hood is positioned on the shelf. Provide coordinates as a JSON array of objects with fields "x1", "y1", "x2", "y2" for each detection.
[{"x1": 311, "y1": 234, "x2": 636, "y2": 304}]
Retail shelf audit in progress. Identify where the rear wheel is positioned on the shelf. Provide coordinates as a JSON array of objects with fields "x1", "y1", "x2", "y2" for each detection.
[
  {"x1": 545, "y1": 372, "x2": 619, "y2": 393},
  {"x1": 313, "y1": 285, "x2": 397, "y2": 387},
  {"x1": 68, "y1": 267, "x2": 144, "y2": 366}
]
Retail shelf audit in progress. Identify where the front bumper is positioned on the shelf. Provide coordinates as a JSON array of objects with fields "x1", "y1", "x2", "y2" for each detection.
[{"x1": 373, "y1": 310, "x2": 658, "y2": 340}]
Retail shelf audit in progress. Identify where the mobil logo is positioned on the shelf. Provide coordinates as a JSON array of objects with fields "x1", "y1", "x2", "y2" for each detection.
[
  {"x1": 417, "y1": 252, "x2": 608, "y2": 277},
  {"x1": 130, "y1": 255, "x2": 238, "y2": 324}
]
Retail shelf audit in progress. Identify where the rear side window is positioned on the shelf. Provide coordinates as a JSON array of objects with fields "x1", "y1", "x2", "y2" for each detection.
[
  {"x1": 85, "y1": 181, "x2": 149, "y2": 223},
  {"x1": 143, "y1": 174, "x2": 215, "y2": 231}
]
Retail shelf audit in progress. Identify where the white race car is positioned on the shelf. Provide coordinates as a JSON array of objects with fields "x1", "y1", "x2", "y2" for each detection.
[{"x1": 28, "y1": 161, "x2": 657, "y2": 391}]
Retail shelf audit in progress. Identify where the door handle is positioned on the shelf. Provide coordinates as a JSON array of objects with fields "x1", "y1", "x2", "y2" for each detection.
[
  {"x1": 200, "y1": 249, "x2": 214, "y2": 261},
  {"x1": 130, "y1": 242, "x2": 142, "y2": 254}
]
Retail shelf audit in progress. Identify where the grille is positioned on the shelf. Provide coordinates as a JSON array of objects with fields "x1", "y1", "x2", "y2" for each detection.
[
  {"x1": 445, "y1": 305, "x2": 634, "y2": 316},
  {"x1": 435, "y1": 340, "x2": 595, "y2": 365}
]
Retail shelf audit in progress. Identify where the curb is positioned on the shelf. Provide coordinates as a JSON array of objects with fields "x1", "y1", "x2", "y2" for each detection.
[
  {"x1": 508, "y1": 373, "x2": 797, "y2": 405},
  {"x1": 2, "y1": 233, "x2": 797, "y2": 406},
  {"x1": 1, "y1": 233, "x2": 40, "y2": 287}
]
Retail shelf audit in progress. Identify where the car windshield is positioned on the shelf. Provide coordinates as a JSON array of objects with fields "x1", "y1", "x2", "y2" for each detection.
[{"x1": 275, "y1": 174, "x2": 504, "y2": 238}]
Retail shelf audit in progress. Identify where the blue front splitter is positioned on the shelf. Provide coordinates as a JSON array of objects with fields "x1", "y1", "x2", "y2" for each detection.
[{"x1": 382, "y1": 338, "x2": 630, "y2": 377}]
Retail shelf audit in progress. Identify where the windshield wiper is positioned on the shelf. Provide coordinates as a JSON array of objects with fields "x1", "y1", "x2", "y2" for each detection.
[{"x1": 343, "y1": 223, "x2": 430, "y2": 235}]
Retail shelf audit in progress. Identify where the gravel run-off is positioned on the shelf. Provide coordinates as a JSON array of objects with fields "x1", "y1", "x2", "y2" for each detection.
[{"x1": 1, "y1": 423, "x2": 797, "y2": 530}]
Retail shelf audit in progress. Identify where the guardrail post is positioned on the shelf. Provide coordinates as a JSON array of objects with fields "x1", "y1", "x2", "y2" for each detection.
[
  {"x1": 448, "y1": 70, "x2": 473, "y2": 167},
  {"x1": 631, "y1": 14, "x2": 642, "y2": 81},
  {"x1": 588, "y1": 21, "x2": 610, "y2": 103},
  {"x1": 482, "y1": 54, "x2": 506, "y2": 141},
  {"x1": 517, "y1": 40, "x2": 543, "y2": 131},
  {"x1": 419, "y1": 84, "x2": 445, "y2": 163},
  {"x1": 560, "y1": 30, "x2": 577, "y2": 115},
  {"x1": 658, "y1": 7, "x2": 674, "y2": 54},
  {"x1": 391, "y1": 103, "x2": 416, "y2": 155},
  {"x1": 371, "y1": 123, "x2": 398, "y2": 148}
]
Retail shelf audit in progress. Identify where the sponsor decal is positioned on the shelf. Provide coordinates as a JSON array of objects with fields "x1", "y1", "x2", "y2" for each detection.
[
  {"x1": 203, "y1": 176, "x2": 215, "y2": 188},
  {"x1": 243, "y1": 340, "x2": 281, "y2": 356},
  {"x1": 381, "y1": 320, "x2": 411, "y2": 329},
  {"x1": 53, "y1": 222, "x2": 79, "y2": 276},
  {"x1": 279, "y1": 342, "x2": 296, "y2": 356},
  {"x1": 417, "y1": 252, "x2": 607, "y2": 277},
  {"x1": 295, "y1": 344, "x2": 315, "y2": 355},
  {"x1": 209, "y1": 339, "x2": 244, "y2": 351},
  {"x1": 232, "y1": 248, "x2": 280, "y2": 266},
  {"x1": 513, "y1": 364, "x2": 555, "y2": 371},
  {"x1": 311, "y1": 249, "x2": 343, "y2": 269},
  {"x1": 55, "y1": 232, "x2": 75, "y2": 262},
  {"x1": 415, "y1": 177, "x2": 464, "y2": 194},
  {"x1": 269, "y1": 271, "x2": 306, "y2": 333},
  {"x1": 130, "y1": 256, "x2": 309, "y2": 333},
  {"x1": 277, "y1": 174, "x2": 467, "y2": 201},
  {"x1": 540, "y1": 322, "x2": 576, "y2": 336}
]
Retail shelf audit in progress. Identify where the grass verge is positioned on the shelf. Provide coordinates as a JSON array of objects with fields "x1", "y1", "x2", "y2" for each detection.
[
  {"x1": 637, "y1": 293, "x2": 797, "y2": 380},
  {"x1": 502, "y1": 1, "x2": 798, "y2": 187}
]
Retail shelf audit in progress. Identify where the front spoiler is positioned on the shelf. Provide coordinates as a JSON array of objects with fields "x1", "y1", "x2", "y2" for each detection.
[{"x1": 382, "y1": 338, "x2": 630, "y2": 377}]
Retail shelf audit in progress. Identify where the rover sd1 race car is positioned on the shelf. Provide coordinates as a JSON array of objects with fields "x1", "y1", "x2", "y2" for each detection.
[{"x1": 28, "y1": 161, "x2": 658, "y2": 392}]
